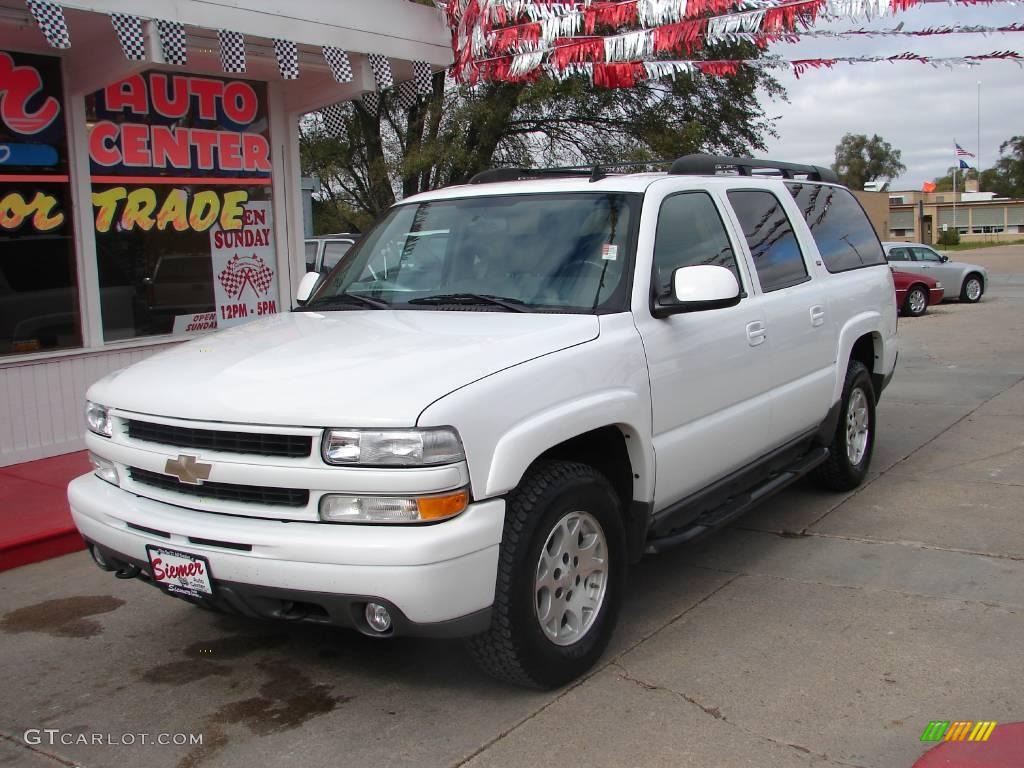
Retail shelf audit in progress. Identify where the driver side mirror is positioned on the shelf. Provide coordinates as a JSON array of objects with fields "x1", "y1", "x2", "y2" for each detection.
[
  {"x1": 295, "y1": 271, "x2": 321, "y2": 306},
  {"x1": 939, "y1": 254, "x2": 949, "y2": 262},
  {"x1": 653, "y1": 265, "x2": 741, "y2": 318}
]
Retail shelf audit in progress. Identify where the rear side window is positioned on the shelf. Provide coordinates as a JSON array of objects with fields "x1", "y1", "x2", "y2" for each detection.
[
  {"x1": 786, "y1": 183, "x2": 886, "y2": 272},
  {"x1": 727, "y1": 190, "x2": 808, "y2": 292},
  {"x1": 653, "y1": 192, "x2": 741, "y2": 297},
  {"x1": 887, "y1": 247, "x2": 911, "y2": 261}
]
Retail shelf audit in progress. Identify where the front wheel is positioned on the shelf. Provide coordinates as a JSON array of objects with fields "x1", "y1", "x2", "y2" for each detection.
[
  {"x1": 467, "y1": 461, "x2": 626, "y2": 688},
  {"x1": 960, "y1": 274, "x2": 983, "y2": 303},
  {"x1": 813, "y1": 360, "x2": 876, "y2": 492}
]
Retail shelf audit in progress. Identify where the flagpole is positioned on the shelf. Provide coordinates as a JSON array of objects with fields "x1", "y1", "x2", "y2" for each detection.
[{"x1": 952, "y1": 140, "x2": 957, "y2": 235}]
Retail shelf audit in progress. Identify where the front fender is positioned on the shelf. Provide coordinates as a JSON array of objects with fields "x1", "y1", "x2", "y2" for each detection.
[
  {"x1": 417, "y1": 314, "x2": 654, "y2": 502},
  {"x1": 484, "y1": 389, "x2": 653, "y2": 499}
]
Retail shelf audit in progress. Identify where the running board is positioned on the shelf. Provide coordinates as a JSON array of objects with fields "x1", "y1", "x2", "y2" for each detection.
[{"x1": 644, "y1": 446, "x2": 829, "y2": 555}]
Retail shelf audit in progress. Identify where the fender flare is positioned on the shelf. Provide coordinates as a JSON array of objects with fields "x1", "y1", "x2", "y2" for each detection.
[
  {"x1": 483, "y1": 388, "x2": 653, "y2": 502},
  {"x1": 833, "y1": 312, "x2": 883, "y2": 404}
]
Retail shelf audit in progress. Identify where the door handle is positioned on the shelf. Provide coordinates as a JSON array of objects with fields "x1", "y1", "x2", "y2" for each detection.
[
  {"x1": 810, "y1": 305, "x2": 825, "y2": 327},
  {"x1": 746, "y1": 320, "x2": 766, "y2": 347}
]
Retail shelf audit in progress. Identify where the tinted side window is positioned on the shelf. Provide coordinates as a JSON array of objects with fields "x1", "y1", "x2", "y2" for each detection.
[
  {"x1": 727, "y1": 190, "x2": 808, "y2": 292},
  {"x1": 911, "y1": 247, "x2": 942, "y2": 263},
  {"x1": 785, "y1": 183, "x2": 887, "y2": 272},
  {"x1": 887, "y1": 247, "x2": 911, "y2": 261},
  {"x1": 653, "y1": 192, "x2": 740, "y2": 297}
]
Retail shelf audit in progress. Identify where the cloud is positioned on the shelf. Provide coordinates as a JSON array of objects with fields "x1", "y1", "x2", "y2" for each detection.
[{"x1": 757, "y1": 4, "x2": 1023, "y2": 189}]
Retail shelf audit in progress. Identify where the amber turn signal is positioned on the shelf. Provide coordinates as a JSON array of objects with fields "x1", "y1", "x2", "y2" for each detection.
[{"x1": 416, "y1": 489, "x2": 470, "y2": 521}]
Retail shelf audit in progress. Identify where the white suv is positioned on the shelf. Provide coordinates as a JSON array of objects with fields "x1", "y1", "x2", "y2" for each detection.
[{"x1": 71, "y1": 155, "x2": 898, "y2": 688}]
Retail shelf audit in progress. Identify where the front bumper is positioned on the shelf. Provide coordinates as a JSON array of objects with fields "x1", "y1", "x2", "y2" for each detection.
[{"x1": 69, "y1": 474, "x2": 504, "y2": 636}]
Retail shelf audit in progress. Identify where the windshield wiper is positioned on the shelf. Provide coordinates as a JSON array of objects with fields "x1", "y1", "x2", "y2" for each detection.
[
  {"x1": 407, "y1": 293, "x2": 529, "y2": 312},
  {"x1": 305, "y1": 292, "x2": 389, "y2": 310}
]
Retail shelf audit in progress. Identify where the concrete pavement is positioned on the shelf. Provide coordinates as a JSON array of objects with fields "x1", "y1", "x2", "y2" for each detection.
[{"x1": 1, "y1": 246, "x2": 1022, "y2": 768}]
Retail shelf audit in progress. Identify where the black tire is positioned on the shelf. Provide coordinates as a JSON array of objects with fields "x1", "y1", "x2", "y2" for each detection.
[
  {"x1": 813, "y1": 360, "x2": 876, "y2": 492},
  {"x1": 903, "y1": 285, "x2": 928, "y2": 317},
  {"x1": 466, "y1": 461, "x2": 626, "y2": 689},
  {"x1": 960, "y1": 273, "x2": 983, "y2": 303}
]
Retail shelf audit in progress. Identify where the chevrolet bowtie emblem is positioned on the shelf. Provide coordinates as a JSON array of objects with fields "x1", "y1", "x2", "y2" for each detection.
[{"x1": 164, "y1": 454, "x2": 212, "y2": 485}]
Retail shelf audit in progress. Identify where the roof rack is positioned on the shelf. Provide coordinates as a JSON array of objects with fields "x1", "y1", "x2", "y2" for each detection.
[
  {"x1": 466, "y1": 159, "x2": 673, "y2": 186},
  {"x1": 669, "y1": 154, "x2": 839, "y2": 184}
]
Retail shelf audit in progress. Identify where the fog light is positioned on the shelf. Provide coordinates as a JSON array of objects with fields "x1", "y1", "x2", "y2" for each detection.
[
  {"x1": 365, "y1": 602, "x2": 392, "y2": 633},
  {"x1": 88, "y1": 452, "x2": 119, "y2": 486}
]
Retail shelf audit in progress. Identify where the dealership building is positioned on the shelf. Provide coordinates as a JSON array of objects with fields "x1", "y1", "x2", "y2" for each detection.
[{"x1": 0, "y1": 0, "x2": 450, "y2": 465}]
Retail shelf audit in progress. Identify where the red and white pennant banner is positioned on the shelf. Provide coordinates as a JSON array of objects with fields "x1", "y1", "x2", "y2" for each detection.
[
  {"x1": 541, "y1": 49, "x2": 1023, "y2": 87},
  {"x1": 444, "y1": 0, "x2": 1024, "y2": 85}
]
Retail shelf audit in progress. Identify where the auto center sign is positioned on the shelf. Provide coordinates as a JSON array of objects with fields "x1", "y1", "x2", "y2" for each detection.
[
  {"x1": 86, "y1": 72, "x2": 278, "y2": 337},
  {"x1": 89, "y1": 75, "x2": 271, "y2": 177}
]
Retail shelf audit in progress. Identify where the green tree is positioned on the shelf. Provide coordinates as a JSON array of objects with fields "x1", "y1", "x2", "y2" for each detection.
[
  {"x1": 831, "y1": 133, "x2": 906, "y2": 190},
  {"x1": 931, "y1": 166, "x2": 977, "y2": 193},
  {"x1": 301, "y1": 42, "x2": 784, "y2": 233},
  {"x1": 985, "y1": 136, "x2": 1024, "y2": 198},
  {"x1": 930, "y1": 138, "x2": 1024, "y2": 197}
]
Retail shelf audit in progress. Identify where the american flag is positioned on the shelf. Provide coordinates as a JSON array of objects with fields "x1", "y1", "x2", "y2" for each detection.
[{"x1": 955, "y1": 142, "x2": 975, "y2": 158}]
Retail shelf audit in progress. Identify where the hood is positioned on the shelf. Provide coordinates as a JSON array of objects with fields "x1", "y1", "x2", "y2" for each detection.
[{"x1": 91, "y1": 310, "x2": 599, "y2": 427}]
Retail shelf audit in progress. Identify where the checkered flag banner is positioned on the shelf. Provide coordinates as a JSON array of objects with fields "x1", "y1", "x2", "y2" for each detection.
[
  {"x1": 322, "y1": 46, "x2": 353, "y2": 83},
  {"x1": 218, "y1": 29, "x2": 246, "y2": 73},
  {"x1": 156, "y1": 20, "x2": 187, "y2": 66},
  {"x1": 413, "y1": 61, "x2": 433, "y2": 95},
  {"x1": 110, "y1": 13, "x2": 145, "y2": 61},
  {"x1": 26, "y1": 0, "x2": 70, "y2": 49},
  {"x1": 322, "y1": 103, "x2": 348, "y2": 138},
  {"x1": 218, "y1": 254, "x2": 274, "y2": 299},
  {"x1": 397, "y1": 81, "x2": 417, "y2": 111},
  {"x1": 361, "y1": 91, "x2": 380, "y2": 114},
  {"x1": 367, "y1": 53, "x2": 394, "y2": 91},
  {"x1": 273, "y1": 39, "x2": 299, "y2": 80}
]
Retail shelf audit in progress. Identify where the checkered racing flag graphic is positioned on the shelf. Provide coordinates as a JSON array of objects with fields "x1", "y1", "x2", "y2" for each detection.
[
  {"x1": 110, "y1": 13, "x2": 145, "y2": 61},
  {"x1": 367, "y1": 53, "x2": 394, "y2": 91},
  {"x1": 218, "y1": 254, "x2": 274, "y2": 299},
  {"x1": 26, "y1": 0, "x2": 71, "y2": 49},
  {"x1": 273, "y1": 38, "x2": 299, "y2": 80},
  {"x1": 156, "y1": 19, "x2": 187, "y2": 65},
  {"x1": 397, "y1": 80, "x2": 417, "y2": 111},
  {"x1": 413, "y1": 60, "x2": 433, "y2": 95},
  {"x1": 218, "y1": 29, "x2": 246, "y2": 73},
  {"x1": 322, "y1": 46, "x2": 353, "y2": 83},
  {"x1": 361, "y1": 90, "x2": 380, "y2": 115},
  {"x1": 322, "y1": 103, "x2": 348, "y2": 138}
]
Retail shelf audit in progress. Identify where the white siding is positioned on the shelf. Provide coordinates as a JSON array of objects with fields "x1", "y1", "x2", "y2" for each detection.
[{"x1": 0, "y1": 345, "x2": 173, "y2": 466}]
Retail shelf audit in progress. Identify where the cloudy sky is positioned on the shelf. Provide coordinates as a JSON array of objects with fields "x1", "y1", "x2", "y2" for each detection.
[{"x1": 756, "y1": 3, "x2": 1023, "y2": 190}]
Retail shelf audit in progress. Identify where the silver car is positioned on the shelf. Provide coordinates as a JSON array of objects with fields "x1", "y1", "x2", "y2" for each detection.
[{"x1": 882, "y1": 242, "x2": 988, "y2": 303}]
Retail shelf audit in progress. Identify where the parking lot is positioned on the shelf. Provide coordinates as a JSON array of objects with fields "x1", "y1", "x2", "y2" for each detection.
[{"x1": 1, "y1": 244, "x2": 1022, "y2": 768}]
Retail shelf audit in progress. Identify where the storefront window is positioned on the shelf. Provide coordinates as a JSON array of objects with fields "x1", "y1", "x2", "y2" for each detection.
[
  {"x1": 86, "y1": 72, "x2": 279, "y2": 340},
  {"x1": 1, "y1": 51, "x2": 81, "y2": 356}
]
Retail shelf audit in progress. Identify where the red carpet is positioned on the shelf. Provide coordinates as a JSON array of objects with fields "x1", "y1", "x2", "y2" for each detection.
[
  {"x1": 914, "y1": 722, "x2": 1024, "y2": 768},
  {"x1": 0, "y1": 451, "x2": 89, "y2": 572}
]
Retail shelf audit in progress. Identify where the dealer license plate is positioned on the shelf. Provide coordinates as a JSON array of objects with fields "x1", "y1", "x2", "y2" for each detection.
[{"x1": 146, "y1": 545, "x2": 214, "y2": 598}]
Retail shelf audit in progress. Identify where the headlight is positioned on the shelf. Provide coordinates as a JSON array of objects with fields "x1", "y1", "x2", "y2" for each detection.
[
  {"x1": 321, "y1": 428, "x2": 464, "y2": 466},
  {"x1": 85, "y1": 401, "x2": 112, "y2": 437},
  {"x1": 319, "y1": 488, "x2": 469, "y2": 524},
  {"x1": 935, "y1": 281, "x2": 943, "y2": 289}
]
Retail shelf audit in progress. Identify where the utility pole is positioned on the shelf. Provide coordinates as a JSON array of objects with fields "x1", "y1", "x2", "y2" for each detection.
[{"x1": 977, "y1": 81, "x2": 982, "y2": 192}]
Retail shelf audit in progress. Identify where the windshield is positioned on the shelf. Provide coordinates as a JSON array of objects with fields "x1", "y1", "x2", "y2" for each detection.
[{"x1": 305, "y1": 193, "x2": 639, "y2": 313}]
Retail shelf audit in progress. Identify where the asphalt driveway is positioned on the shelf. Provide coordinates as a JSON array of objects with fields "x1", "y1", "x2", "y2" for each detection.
[{"x1": 2, "y1": 245, "x2": 1022, "y2": 768}]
